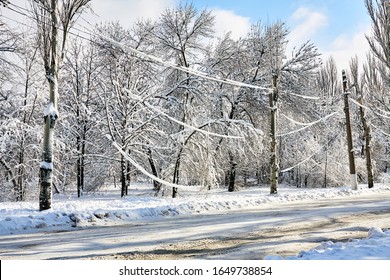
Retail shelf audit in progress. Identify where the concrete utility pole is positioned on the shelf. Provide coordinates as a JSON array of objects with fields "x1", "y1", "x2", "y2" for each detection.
[{"x1": 342, "y1": 70, "x2": 358, "y2": 190}]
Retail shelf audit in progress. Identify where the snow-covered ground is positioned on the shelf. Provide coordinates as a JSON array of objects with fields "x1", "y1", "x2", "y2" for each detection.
[
  {"x1": 266, "y1": 227, "x2": 390, "y2": 260},
  {"x1": 1, "y1": 183, "x2": 390, "y2": 260}
]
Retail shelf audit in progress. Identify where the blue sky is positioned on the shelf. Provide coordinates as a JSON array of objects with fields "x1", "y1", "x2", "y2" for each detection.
[
  {"x1": 2, "y1": 0, "x2": 372, "y2": 70},
  {"x1": 86, "y1": 0, "x2": 371, "y2": 70},
  {"x1": 190, "y1": 0, "x2": 370, "y2": 45},
  {"x1": 186, "y1": 0, "x2": 371, "y2": 70}
]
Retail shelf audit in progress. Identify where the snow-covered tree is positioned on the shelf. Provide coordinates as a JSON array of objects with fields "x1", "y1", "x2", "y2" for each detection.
[
  {"x1": 362, "y1": 55, "x2": 390, "y2": 176},
  {"x1": 31, "y1": 0, "x2": 91, "y2": 210},
  {"x1": 0, "y1": 25, "x2": 44, "y2": 202},
  {"x1": 245, "y1": 22, "x2": 321, "y2": 194},
  {"x1": 153, "y1": 3, "x2": 215, "y2": 197},
  {"x1": 310, "y1": 57, "x2": 349, "y2": 187},
  {"x1": 59, "y1": 38, "x2": 106, "y2": 196},
  {"x1": 97, "y1": 21, "x2": 164, "y2": 197},
  {"x1": 349, "y1": 56, "x2": 374, "y2": 188},
  {"x1": 202, "y1": 32, "x2": 266, "y2": 192},
  {"x1": 365, "y1": 0, "x2": 390, "y2": 175}
]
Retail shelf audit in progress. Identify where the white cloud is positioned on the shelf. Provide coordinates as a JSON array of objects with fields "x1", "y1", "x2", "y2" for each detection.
[
  {"x1": 322, "y1": 26, "x2": 371, "y2": 71},
  {"x1": 288, "y1": 7, "x2": 328, "y2": 47},
  {"x1": 212, "y1": 9, "x2": 251, "y2": 40},
  {"x1": 88, "y1": 3, "x2": 252, "y2": 41},
  {"x1": 89, "y1": 0, "x2": 175, "y2": 26},
  {"x1": 287, "y1": 7, "x2": 371, "y2": 71}
]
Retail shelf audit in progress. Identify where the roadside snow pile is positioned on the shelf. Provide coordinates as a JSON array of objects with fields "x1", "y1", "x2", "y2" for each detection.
[
  {"x1": 283, "y1": 227, "x2": 390, "y2": 260},
  {"x1": 0, "y1": 184, "x2": 389, "y2": 235}
]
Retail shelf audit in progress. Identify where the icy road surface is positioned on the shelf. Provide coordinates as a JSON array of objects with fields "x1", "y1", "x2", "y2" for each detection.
[{"x1": 1, "y1": 190, "x2": 390, "y2": 260}]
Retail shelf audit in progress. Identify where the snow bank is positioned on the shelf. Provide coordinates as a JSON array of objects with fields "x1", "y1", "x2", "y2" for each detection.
[{"x1": 282, "y1": 227, "x2": 390, "y2": 260}]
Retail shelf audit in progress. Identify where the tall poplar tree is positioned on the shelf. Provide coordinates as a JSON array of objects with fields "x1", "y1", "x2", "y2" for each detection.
[{"x1": 32, "y1": 0, "x2": 90, "y2": 211}]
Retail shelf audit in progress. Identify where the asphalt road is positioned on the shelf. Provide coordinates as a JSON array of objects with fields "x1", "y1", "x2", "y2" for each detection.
[{"x1": 1, "y1": 191, "x2": 390, "y2": 259}]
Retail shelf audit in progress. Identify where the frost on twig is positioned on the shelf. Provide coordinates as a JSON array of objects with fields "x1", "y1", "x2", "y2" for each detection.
[
  {"x1": 122, "y1": 86, "x2": 244, "y2": 140},
  {"x1": 108, "y1": 136, "x2": 200, "y2": 190},
  {"x1": 101, "y1": 35, "x2": 271, "y2": 93}
]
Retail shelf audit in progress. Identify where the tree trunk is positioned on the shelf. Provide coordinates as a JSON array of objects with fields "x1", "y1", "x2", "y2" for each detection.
[
  {"x1": 39, "y1": 0, "x2": 59, "y2": 211},
  {"x1": 120, "y1": 153, "x2": 126, "y2": 197},
  {"x1": 17, "y1": 148, "x2": 25, "y2": 201},
  {"x1": 147, "y1": 148, "x2": 162, "y2": 193},
  {"x1": 172, "y1": 147, "x2": 183, "y2": 198},
  {"x1": 1, "y1": 158, "x2": 18, "y2": 200},
  {"x1": 172, "y1": 158, "x2": 180, "y2": 198},
  {"x1": 126, "y1": 160, "x2": 131, "y2": 196},
  {"x1": 256, "y1": 168, "x2": 261, "y2": 186},
  {"x1": 269, "y1": 74, "x2": 279, "y2": 194},
  {"x1": 358, "y1": 97, "x2": 374, "y2": 188},
  {"x1": 323, "y1": 147, "x2": 328, "y2": 188},
  {"x1": 225, "y1": 171, "x2": 230, "y2": 187},
  {"x1": 39, "y1": 80, "x2": 58, "y2": 210},
  {"x1": 119, "y1": 148, "x2": 131, "y2": 198},
  {"x1": 342, "y1": 70, "x2": 358, "y2": 190},
  {"x1": 228, "y1": 156, "x2": 237, "y2": 192},
  {"x1": 76, "y1": 135, "x2": 85, "y2": 197},
  {"x1": 76, "y1": 81, "x2": 86, "y2": 197},
  {"x1": 17, "y1": 70, "x2": 31, "y2": 202},
  {"x1": 296, "y1": 165, "x2": 301, "y2": 188}
]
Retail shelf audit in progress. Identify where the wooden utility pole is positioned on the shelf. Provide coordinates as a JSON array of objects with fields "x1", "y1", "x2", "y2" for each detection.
[
  {"x1": 342, "y1": 70, "x2": 358, "y2": 190},
  {"x1": 269, "y1": 73, "x2": 279, "y2": 194}
]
